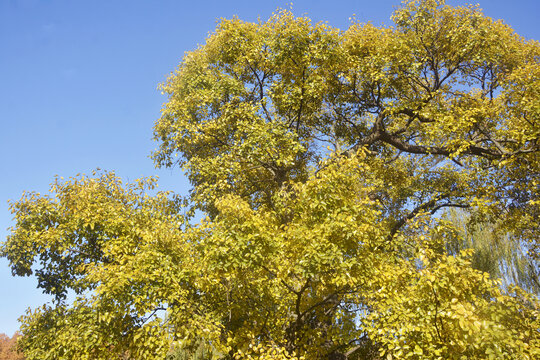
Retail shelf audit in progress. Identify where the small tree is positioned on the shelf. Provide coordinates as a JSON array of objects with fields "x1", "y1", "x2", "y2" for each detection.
[{"x1": 0, "y1": 333, "x2": 25, "y2": 360}]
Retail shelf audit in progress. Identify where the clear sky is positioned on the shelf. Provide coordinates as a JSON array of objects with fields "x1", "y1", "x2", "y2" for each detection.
[{"x1": 0, "y1": 0, "x2": 538, "y2": 336}]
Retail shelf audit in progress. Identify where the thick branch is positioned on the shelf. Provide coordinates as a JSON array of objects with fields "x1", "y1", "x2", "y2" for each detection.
[{"x1": 389, "y1": 197, "x2": 470, "y2": 239}]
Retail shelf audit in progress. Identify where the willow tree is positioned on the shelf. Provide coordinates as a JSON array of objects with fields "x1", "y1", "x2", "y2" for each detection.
[
  {"x1": 3, "y1": 1, "x2": 539, "y2": 359},
  {"x1": 443, "y1": 209, "x2": 540, "y2": 295}
]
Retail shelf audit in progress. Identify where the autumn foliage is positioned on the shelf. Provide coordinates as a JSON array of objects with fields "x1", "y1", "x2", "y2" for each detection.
[
  {"x1": 0, "y1": 333, "x2": 25, "y2": 360},
  {"x1": 2, "y1": 0, "x2": 539, "y2": 359}
]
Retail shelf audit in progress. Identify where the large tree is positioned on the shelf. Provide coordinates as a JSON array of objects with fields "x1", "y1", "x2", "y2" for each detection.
[{"x1": 2, "y1": 1, "x2": 539, "y2": 359}]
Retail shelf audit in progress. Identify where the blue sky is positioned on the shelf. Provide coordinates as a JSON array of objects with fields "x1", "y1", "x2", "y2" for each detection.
[{"x1": 0, "y1": 0, "x2": 538, "y2": 336}]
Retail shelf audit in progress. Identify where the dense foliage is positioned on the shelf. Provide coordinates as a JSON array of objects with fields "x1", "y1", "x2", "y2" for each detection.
[
  {"x1": 2, "y1": 0, "x2": 539, "y2": 359},
  {"x1": 0, "y1": 333, "x2": 25, "y2": 360}
]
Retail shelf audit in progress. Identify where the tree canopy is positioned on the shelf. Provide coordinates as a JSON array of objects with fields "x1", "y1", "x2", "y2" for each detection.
[{"x1": 2, "y1": 0, "x2": 539, "y2": 359}]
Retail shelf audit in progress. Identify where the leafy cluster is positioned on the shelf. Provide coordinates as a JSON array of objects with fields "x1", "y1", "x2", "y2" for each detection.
[{"x1": 2, "y1": 0, "x2": 539, "y2": 359}]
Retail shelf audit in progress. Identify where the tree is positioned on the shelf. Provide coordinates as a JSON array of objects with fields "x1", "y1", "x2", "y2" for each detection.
[
  {"x1": 2, "y1": 0, "x2": 539, "y2": 359},
  {"x1": 0, "y1": 333, "x2": 25, "y2": 360},
  {"x1": 443, "y1": 209, "x2": 540, "y2": 295}
]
